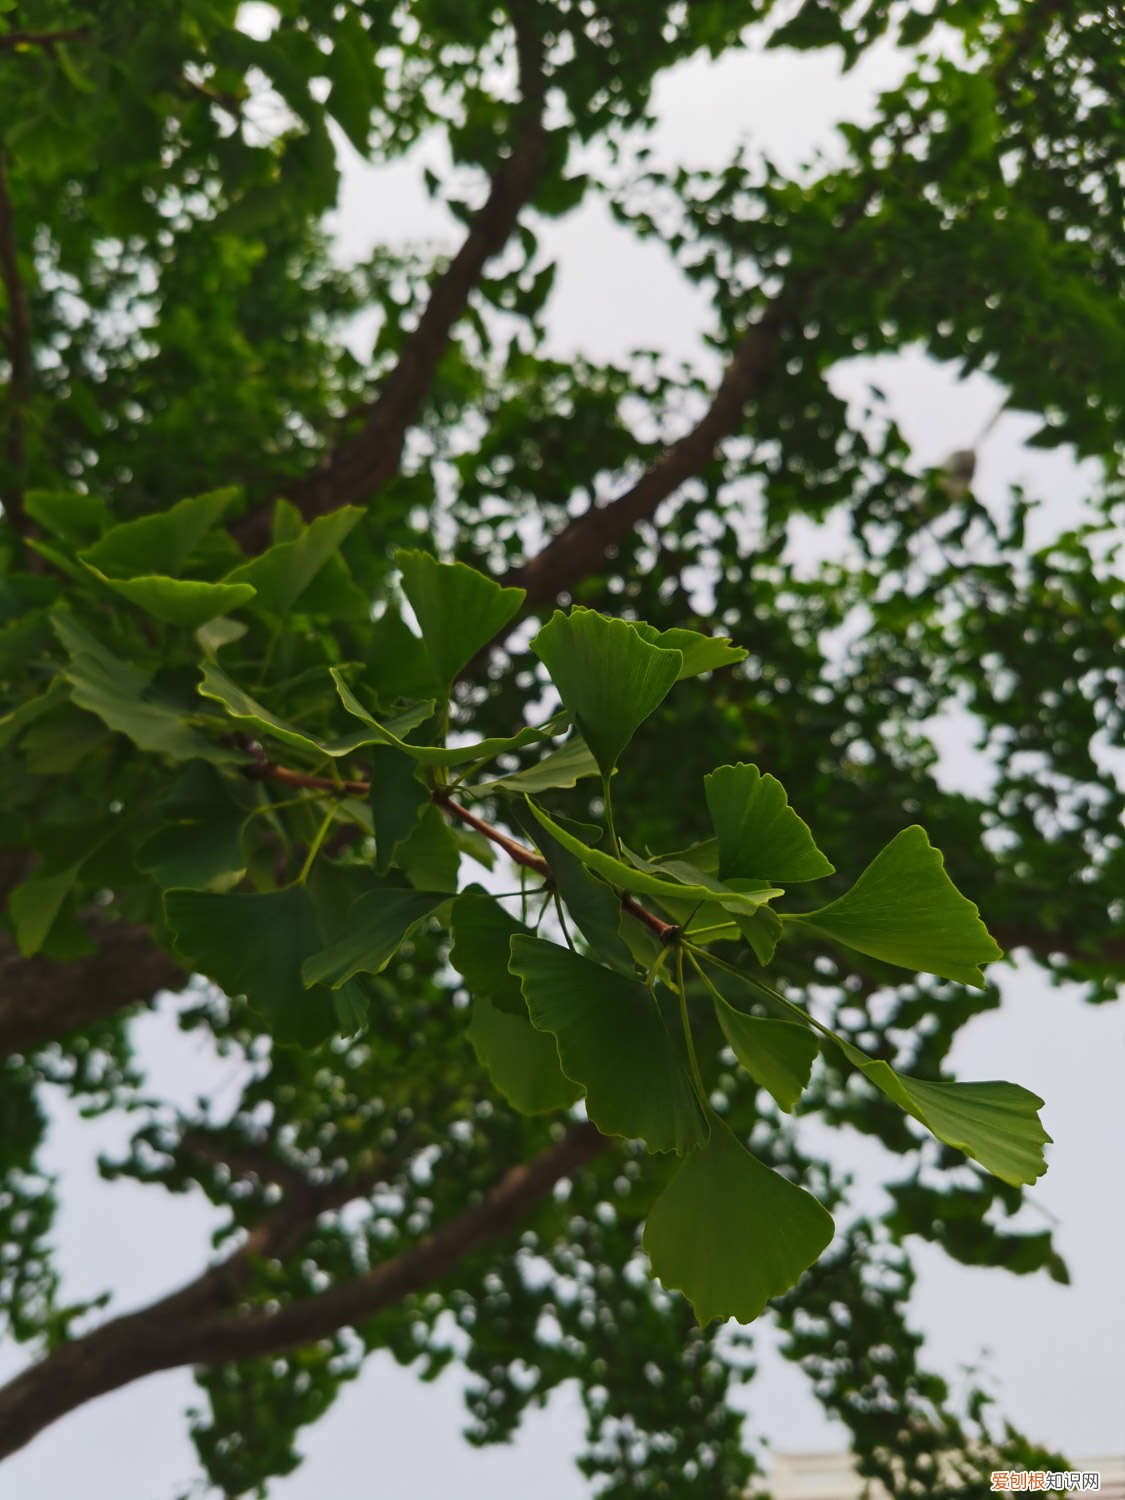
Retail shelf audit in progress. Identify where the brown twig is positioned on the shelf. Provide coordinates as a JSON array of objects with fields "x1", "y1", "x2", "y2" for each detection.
[
  {"x1": 180, "y1": 76, "x2": 245, "y2": 121},
  {"x1": 0, "y1": 27, "x2": 88, "y2": 52},
  {"x1": 244, "y1": 756, "x2": 678, "y2": 941}
]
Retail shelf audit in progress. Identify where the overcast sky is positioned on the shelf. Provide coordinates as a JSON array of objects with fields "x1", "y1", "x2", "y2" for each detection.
[{"x1": 3, "y1": 21, "x2": 1122, "y2": 1500}]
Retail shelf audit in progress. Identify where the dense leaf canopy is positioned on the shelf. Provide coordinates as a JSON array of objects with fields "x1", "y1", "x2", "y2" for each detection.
[{"x1": 0, "y1": 0, "x2": 1121, "y2": 1495}]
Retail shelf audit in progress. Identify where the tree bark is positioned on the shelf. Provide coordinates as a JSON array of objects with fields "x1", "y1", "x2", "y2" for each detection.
[
  {"x1": 231, "y1": 10, "x2": 549, "y2": 552},
  {"x1": 502, "y1": 310, "x2": 787, "y2": 611},
  {"x1": 0, "y1": 921, "x2": 183, "y2": 1059},
  {"x1": 0, "y1": 1123, "x2": 603, "y2": 1460}
]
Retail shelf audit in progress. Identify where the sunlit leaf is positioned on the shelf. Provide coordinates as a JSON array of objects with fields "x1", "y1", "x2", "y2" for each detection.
[
  {"x1": 397, "y1": 548, "x2": 525, "y2": 684},
  {"x1": 643, "y1": 1117, "x2": 834, "y2": 1323},
  {"x1": 711, "y1": 992, "x2": 818, "y2": 1111},
  {"x1": 705, "y1": 763, "x2": 834, "y2": 883},
  {"x1": 527, "y1": 802, "x2": 782, "y2": 919},
  {"x1": 791, "y1": 826, "x2": 1002, "y2": 986},
  {"x1": 467, "y1": 993, "x2": 580, "y2": 1115},
  {"x1": 510, "y1": 936, "x2": 706, "y2": 1153},
  {"x1": 632, "y1": 622, "x2": 748, "y2": 680},
  {"x1": 530, "y1": 608, "x2": 682, "y2": 775},
  {"x1": 835, "y1": 1038, "x2": 1050, "y2": 1186}
]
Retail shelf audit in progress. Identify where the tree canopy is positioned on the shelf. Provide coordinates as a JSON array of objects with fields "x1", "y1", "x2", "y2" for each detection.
[{"x1": 0, "y1": 0, "x2": 1122, "y2": 1494}]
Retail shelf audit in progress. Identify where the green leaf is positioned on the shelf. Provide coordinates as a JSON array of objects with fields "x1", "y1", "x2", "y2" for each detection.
[
  {"x1": 80, "y1": 488, "x2": 238, "y2": 577},
  {"x1": 704, "y1": 763, "x2": 834, "y2": 883},
  {"x1": 0, "y1": 678, "x2": 70, "y2": 750},
  {"x1": 396, "y1": 548, "x2": 525, "y2": 685},
  {"x1": 83, "y1": 569, "x2": 257, "y2": 627},
  {"x1": 165, "y1": 886, "x2": 336, "y2": 1046},
  {"x1": 450, "y1": 890, "x2": 529, "y2": 1014},
  {"x1": 791, "y1": 826, "x2": 1003, "y2": 986},
  {"x1": 527, "y1": 803, "x2": 782, "y2": 919},
  {"x1": 326, "y1": 11, "x2": 379, "y2": 153},
  {"x1": 199, "y1": 662, "x2": 432, "y2": 760},
  {"x1": 18, "y1": 705, "x2": 110, "y2": 774},
  {"x1": 481, "y1": 735, "x2": 599, "y2": 793},
  {"x1": 651, "y1": 837, "x2": 719, "y2": 873},
  {"x1": 370, "y1": 747, "x2": 429, "y2": 874},
  {"x1": 137, "y1": 817, "x2": 246, "y2": 892},
  {"x1": 509, "y1": 936, "x2": 707, "y2": 1153},
  {"x1": 632, "y1": 623, "x2": 748, "y2": 680},
  {"x1": 9, "y1": 865, "x2": 83, "y2": 957},
  {"x1": 196, "y1": 616, "x2": 248, "y2": 657},
  {"x1": 54, "y1": 615, "x2": 234, "y2": 764},
  {"x1": 137, "y1": 765, "x2": 250, "y2": 891},
  {"x1": 835, "y1": 1040, "x2": 1049, "y2": 1186},
  {"x1": 734, "y1": 906, "x2": 783, "y2": 965},
  {"x1": 712, "y1": 994, "x2": 818, "y2": 1111},
  {"x1": 631, "y1": 874, "x2": 778, "y2": 956},
  {"x1": 530, "y1": 608, "x2": 682, "y2": 775},
  {"x1": 643, "y1": 1117, "x2": 834, "y2": 1324},
  {"x1": 467, "y1": 993, "x2": 581, "y2": 1114},
  {"x1": 302, "y1": 884, "x2": 448, "y2": 989},
  {"x1": 396, "y1": 805, "x2": 460, "y2": 893},
  {"x1": 517, "y1": 807, "x2": 634, "y2": 970},
  {"x1": 223, "y1": 508, "x2": 362, "y2": 614},
  {"x1": 365, "y1": 606, "x2": 440, "y2": 703},
  {"x1": 331, "y1": 668, "x2": 552, "y2": 766},
  {"x1": 24, "y1": 490, "x2": 111, "y2": 547}
]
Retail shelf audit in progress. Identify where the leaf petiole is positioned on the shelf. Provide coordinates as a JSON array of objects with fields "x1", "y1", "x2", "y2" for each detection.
[
  {"x1": 675, "y1": 945, "x2": 708, "y2": 1109},
  {"x1": 295, "y1": 803, "x2": 339, "y2": 885}
]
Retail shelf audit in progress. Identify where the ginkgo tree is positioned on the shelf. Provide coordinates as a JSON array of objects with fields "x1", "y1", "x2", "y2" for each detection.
[
  {"x1": 2, "y1": 522, "x2": 1050, "y2": 1431},
  {"x1": 0, "y1": 0, "x2": 1121, "y2": 1494}
]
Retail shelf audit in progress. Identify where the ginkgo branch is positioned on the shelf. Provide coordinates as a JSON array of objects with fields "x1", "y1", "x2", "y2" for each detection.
[
  {"x1": 0, "y1": 1122, "x2": 603, "y2": 1460},
  {"x1": 242, "y1": 752, "x2": 679, "y2": 939},
  {"x1": 232, "y1": 5, "x2": 550, "y2": 549},
  {"x1": 0, "y1": 28, "x2": 88, "y2": 51}
]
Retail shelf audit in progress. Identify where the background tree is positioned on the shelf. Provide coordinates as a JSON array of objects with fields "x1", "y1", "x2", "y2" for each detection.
[{"x1": 0, "y1": 0, "x2": 1122, "y2": 1495}]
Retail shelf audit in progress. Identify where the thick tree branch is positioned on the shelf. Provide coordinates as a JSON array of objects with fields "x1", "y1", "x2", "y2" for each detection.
[
  {"x1": 232, "y1": 9, "x2": 549, "y2": 551},
  {"x1": 0, "y1": 1122, "x2": 603, "y2": 1460},
  {"x1": 179, "y1": 1130, "x2": 313, "y2": 1198},
  {"x1": 0, "y1": 148, "x2": 32, "y2": 541},
  {"x1": 501, "y1": 307, "x2": 788, "y2": 610},
  {"x1": 0, "y1": 919, "x2": 184, "y2": 1059}
]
